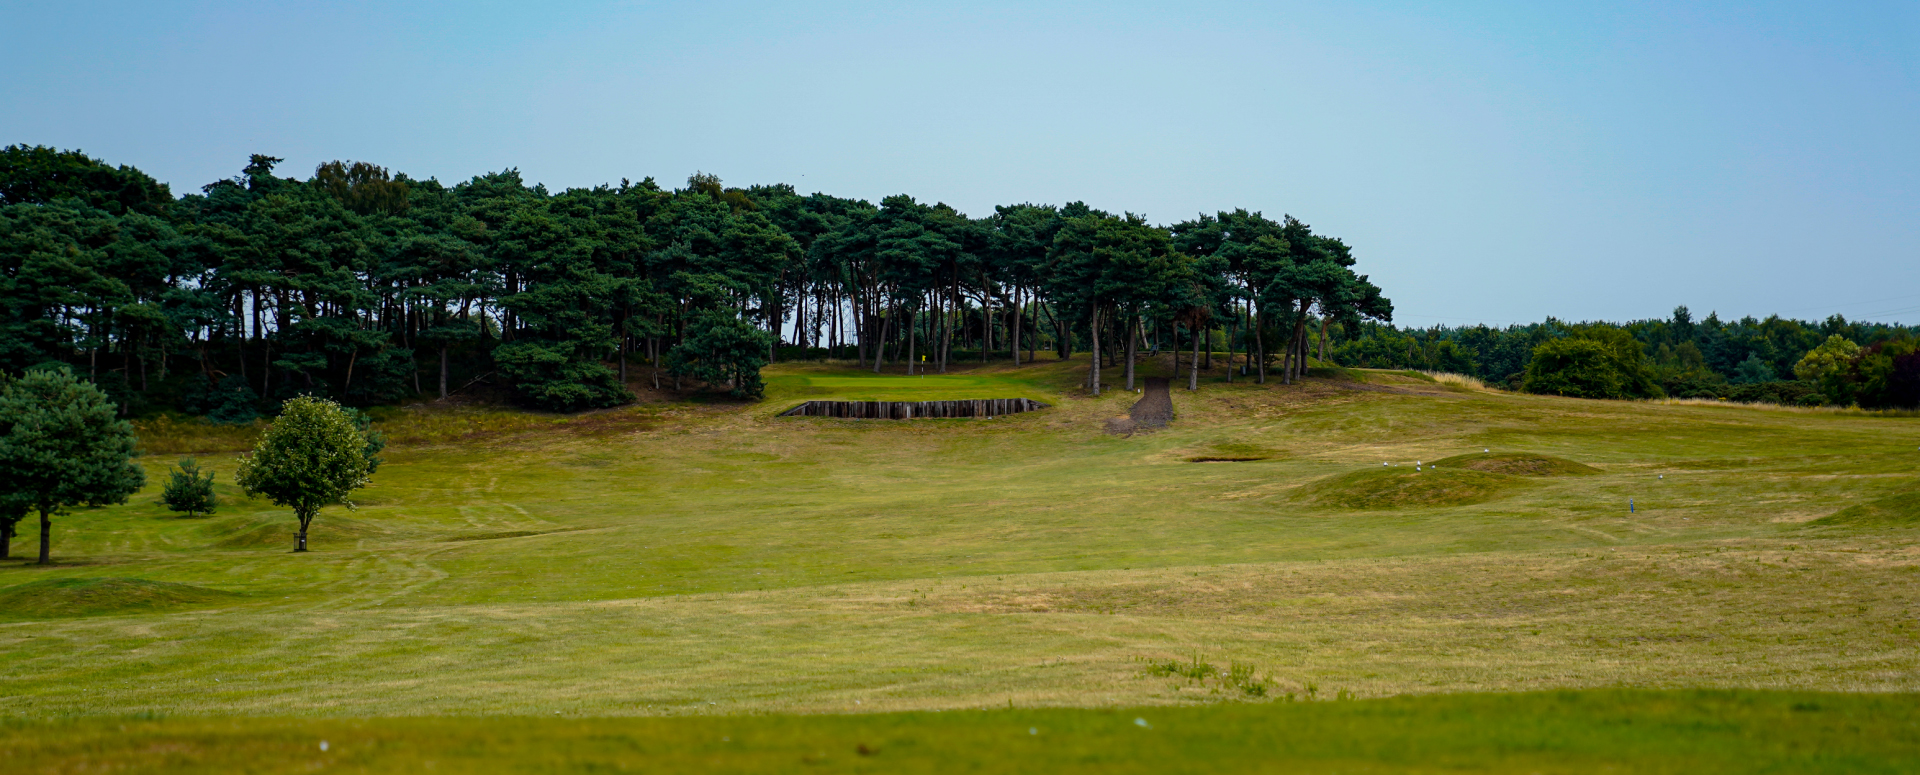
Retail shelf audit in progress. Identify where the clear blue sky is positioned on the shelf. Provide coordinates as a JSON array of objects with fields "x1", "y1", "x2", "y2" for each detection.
[{"x1": 3, "y1": 1, "x2": 1915, "y2": 326}]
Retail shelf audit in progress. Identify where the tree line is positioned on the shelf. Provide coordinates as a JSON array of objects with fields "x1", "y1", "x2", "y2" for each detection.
[
  {"x1": 1323, "y1": 307, "x2": 1920, "y2": 408},
  {"x1": 0, "y1": 145, "x2": 1393, "y2": 415}
]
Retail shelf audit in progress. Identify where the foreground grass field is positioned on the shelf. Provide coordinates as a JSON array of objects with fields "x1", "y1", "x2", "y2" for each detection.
[
  {"x1": 1, "y1": 354, "x2": 1915, "y2": 768},
  {"x1": 7, "y1": 691, "x2": 1916, "y2": 773}
]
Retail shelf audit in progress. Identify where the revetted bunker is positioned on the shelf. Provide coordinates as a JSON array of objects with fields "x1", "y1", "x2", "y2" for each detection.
[{"x1": 779, "y1": 398, "x2": 1049, "y2": 419}]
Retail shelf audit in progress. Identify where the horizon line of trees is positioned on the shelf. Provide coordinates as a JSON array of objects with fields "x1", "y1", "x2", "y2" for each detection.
[
  {"x1": 0, "y1": 144, "x2": 1393, "y2": 415},
  {"x1": 1320, "y1": 307, "x2": 1920, "y2": 408}
]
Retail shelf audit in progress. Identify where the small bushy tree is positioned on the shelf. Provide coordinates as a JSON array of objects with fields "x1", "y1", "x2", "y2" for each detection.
[
  {"x1": 0, "y1": 368, "x2": 146, "y2": 564},
  {"x1": 235, "y1": 396, "x2": 376, "y2": 552},
  {"x1": 1523, "y1": 327, "x2": 1662, "y2": 400},
  {"x1": 160, "y1": 458, "x2": 217, "y2": 518},
  {"x1": 1793, "y1": 335, "x2": 1860, "y2": 382}
]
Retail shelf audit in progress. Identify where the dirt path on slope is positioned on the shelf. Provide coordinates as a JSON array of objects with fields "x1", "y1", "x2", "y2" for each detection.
[{"x1": 1129, "y1": 377, "x2": 1174, "y2": 429}]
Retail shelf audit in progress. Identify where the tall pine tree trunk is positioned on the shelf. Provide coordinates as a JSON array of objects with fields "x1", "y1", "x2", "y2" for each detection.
[
  {"x1": 37, "y1": 507, "x2": 51, "y2": 565},
  {"x1": 1226, "y1": 317, "x2": 1236, "y2": 383},
  {"x1": 872, "y1": 306, "x2": 891, "y2": 373},
  {"x1": 1089, "y1": 304, "x2": 1101, "y2": 396},
  {"x1": 1190, "y1": 322, "x2": 1202, "y2": 391},
  {"x1": 1206, "y1": 324, "x2": 1214, "y2": 370},
  {"x1": 906, "y1": 309, "x2": 917, "y2": 375},
  {"x1": 1011, "y1": 286, "x2": 1022, "y2": 365},
  {"x1": 1254, "y1": 303, "x2": 1266, "y2": 384},
  {"x1": 1320, "y1": 316, "x2": 1328, "y2": 364},
  {"x1": 1125, "y1": 310, "x2": 1138, "y2": 392}
]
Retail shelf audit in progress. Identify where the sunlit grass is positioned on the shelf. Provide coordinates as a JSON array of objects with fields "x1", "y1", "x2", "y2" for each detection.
[
  {"x1": 5, "y1": 690, "x2": 1914, "y2": 774},
  {"x1": 4, "y1": 353, "x2": 1916, "y2": 759}
]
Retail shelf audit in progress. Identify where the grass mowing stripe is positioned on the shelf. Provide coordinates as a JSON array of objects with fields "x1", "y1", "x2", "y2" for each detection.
[{"x1": 2, "y1": 690, "x2": 1914, "y2": 773}]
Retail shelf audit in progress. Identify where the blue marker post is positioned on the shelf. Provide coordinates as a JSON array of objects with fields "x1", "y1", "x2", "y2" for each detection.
[{"x1": 1629, "y1": 498, "x2": 1635, "y2": 514}]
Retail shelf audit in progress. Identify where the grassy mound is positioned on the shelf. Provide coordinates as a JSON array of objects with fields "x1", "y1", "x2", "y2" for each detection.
[
  {"x1": 1296, "y1": 466, "x2": 1523, "y2": 510},
  {"x1": 208, "y1": 513, "x2": 389, "y2": 550},
  {"x1": 1811, "y1": 491, "x2": 1920, "y2": 527},
  {"x1": 0, "y1": 577, "x2": 235, "y2": 620},
  {"x1": 1186, "y1": 441, "x2": 1287, "y2": 463},
  {"x1": 1430, "y1": 452, "x2": 1599, "y2": 476}
]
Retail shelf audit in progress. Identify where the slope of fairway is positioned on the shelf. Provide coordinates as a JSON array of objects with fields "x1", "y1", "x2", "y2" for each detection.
[
  {"x1": 1293, "y1": 467, "x2": 1524, "y2": 509},
  {"x1": 0, "y1": 353, "x2": 1916, "y2": 720},
  {"x1": 0, "y1": 577, "x2": 237, "y2": 620},
  {"x1": 5, "y1": 690, "x2": 1914, "y2": 774}
]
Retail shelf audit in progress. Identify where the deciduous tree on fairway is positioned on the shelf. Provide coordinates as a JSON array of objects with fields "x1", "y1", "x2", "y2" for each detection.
[
  {"x1": 160, "y1": 458, "x2": 217, "y2": 518},
  {"x1": 235, "y1": 396, "x2": 377, "y2": 552},
  {"x1": 0, "y1": 368, "x2": 145, "y2": 564}
]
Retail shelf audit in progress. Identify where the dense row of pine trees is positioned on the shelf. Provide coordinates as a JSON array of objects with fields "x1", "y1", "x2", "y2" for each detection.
[{"x1": 0, "y1": 145, "x2": 1393, "y2": 415}]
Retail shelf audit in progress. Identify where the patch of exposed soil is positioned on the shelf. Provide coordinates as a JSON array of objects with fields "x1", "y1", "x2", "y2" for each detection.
[{"x1": 1129, "y1": 378, "x2": 1174, "y2": 428}]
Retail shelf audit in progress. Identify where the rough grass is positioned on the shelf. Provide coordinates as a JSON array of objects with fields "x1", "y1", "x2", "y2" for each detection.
[
  {"x1": 1430, "y1": 452, "x2": 1600, "y2": 476},
  {"x1": 206, "y1": 512, "x2": 391, "y2": 550},
  {"x1": 1293, "y1": 467, "x2": 1524, "y2": 509},
  {"x1": 0, "y1": 577, "x2": 236, "y2": 620},
  {"x1": 4, "y1": 690, "x2": 1914, "y2": 774},
  {"x1": 1422, "y1": 371, "x2": 1490, "y2": 390}
]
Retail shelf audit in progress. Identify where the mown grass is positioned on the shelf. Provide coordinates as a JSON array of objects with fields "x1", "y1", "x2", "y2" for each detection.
[
  {"x1": 0, "y1": 352, "x2": 1915, "y2": 769},
  {"x1": 1292, "y1": 466, "x2": 1528, "y2": 509},
  {"x1": 4, "y1": 690, "x2": 1914, "y2": 774},
  {"x1": 0, "y1": 577, "x2": 237, "y2": 621}
]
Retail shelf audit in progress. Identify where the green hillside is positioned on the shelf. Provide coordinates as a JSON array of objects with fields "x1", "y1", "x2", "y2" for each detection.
[{"x1": 2, "y1": 355, "x2": 1915, "y2": 769}]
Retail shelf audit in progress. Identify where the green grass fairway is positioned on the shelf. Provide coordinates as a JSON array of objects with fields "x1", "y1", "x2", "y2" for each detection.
[
  {"x1": 1, "y1": 354, "x2": 1916, "y2": 769},
  {"x1": 5, "y1": 691, "x2": 1914, "y2": 773}
]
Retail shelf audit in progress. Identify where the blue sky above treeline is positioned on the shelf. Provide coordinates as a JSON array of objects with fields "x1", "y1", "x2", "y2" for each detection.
[{"x1": 2, "y1": 1, "x2": 1914, "y2": 325}]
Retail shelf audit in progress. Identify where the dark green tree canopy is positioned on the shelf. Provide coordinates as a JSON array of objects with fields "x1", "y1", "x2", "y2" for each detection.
[
  {"x1": 1523, "y1": 326, "x2": 1663, "y2": 400},
  {"x1": 0, "y1": 145, "x2": 172, "y2": 215}
]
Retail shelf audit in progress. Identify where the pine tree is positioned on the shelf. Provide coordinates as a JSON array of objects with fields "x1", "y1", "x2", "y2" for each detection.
[
  {"x1": 160, "y1": 458, "x2": 217, "y2": 518},
  {"x1": 0, "y1": 368, "x2": 146, "y2": 564}
]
